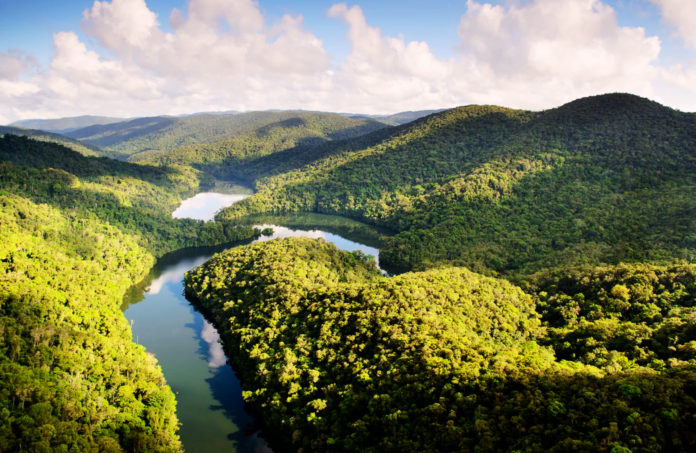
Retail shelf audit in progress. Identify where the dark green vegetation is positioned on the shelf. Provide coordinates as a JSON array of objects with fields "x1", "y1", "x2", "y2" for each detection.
[
  {"x1": 0, "y1": 135, "x2": 258, "y2": 452},
  {"x1": 217, "y1": 94, "x2": 696, "y2": 274},
  {"x1": 0, "y1": 126, "x2": 102, "y2": 157},
  {"x1": 9, "y1": 116, "x2": 130, "y2": 134},
  {"x1": 178, "y1": 94, "x2": 696, "y2": 452},
  {"x1": 186, "y1": 238, "x2": 696, "y2": 453},
  {"x1": 67, "y1": 111, "x2": 387, "y2": 161}
]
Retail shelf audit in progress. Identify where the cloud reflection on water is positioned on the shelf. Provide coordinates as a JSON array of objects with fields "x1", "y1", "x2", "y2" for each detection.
[
  {"x1": 201, "y1": 321, "x2": 227, "y2": 368},
  {"x1": 173, "y1": 193, "x2": 249, "y2": 221}
]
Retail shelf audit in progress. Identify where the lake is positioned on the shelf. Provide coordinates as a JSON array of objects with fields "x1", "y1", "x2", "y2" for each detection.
[{"x1": 123, "y1": 192, "x2": 391, "y2": 452}]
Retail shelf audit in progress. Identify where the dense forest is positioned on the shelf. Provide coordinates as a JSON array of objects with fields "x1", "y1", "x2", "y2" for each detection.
[
  {"x1": 130, "y1": 112, "x2": 388, "y2": 177},
  {"x1": 186, "y1": 238, "x2": 696, "y2": 452},
  {"x1": 216, "y1": 94, "x2": 696, "y2": 274},
  {"x1": 0, "y1": 135, "x2": 259, "y2": 451},
  {"x1": 65, "y1": 111, "x2": 387, "y2": 160},
  {"x1": 5, "y1": 92, "x2": 696, "y2": 453}
]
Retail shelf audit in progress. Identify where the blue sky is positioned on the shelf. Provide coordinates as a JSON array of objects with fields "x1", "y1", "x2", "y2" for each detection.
[
  {"x1": 1, "y1": 0, "x2": 695, "y2": 121},
  {"x1": 2, "y1": 0, "x2": 691, "y2": 65}
]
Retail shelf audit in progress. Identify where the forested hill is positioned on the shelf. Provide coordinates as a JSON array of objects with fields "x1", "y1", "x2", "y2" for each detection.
[
  {"x1": 130, "y1": 111, "x2": 391, "y2": 176},
  {"x1": 66, "y1": 111, "x2": 388, "y2": 160},
  {"x1": 186, "y1": 237, "x2": 696, "y2": 453},
  {"x1": 10, "y1": 115, "x2": 130, "y2": 133},
  {"x1": 0, "y1": 125, "x2": 102, "y2": 156},
  {"x1": 217, "y1": 93, "x2": 696, "y2": 273},
  {"x1": 0, "y1": 135, "x2": 258, "y2": 452}
]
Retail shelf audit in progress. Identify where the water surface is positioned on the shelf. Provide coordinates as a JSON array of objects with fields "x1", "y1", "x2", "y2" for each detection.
[{"x1": 124, "y1": 192, "x2": 388, "y2": 452}]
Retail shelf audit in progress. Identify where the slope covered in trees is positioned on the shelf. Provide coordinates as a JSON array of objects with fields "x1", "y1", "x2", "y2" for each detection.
[
  {"x1": 66, "y1": 111, "x2": 387, "y2": 160},
  {"x1": 0, "y1": 126, "x2": 102, "y2": 157},
  {"x1": 186, "y1": 238, "x2": 696, "y2": 453},
  {"x1": 0, "y1": 135, "x2": 258, "y2": 451},
  {"x1": 217, "y1": 94, "x2": 696, "y2": 273},
  {"x1": 129, "y1": 112, "x2": 388, "y2": 178}
]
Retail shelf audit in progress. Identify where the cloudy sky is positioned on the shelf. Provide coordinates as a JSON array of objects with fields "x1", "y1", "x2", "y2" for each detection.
[{"x1": 1, "y1": 0, "x2": 695, "y2": 123}]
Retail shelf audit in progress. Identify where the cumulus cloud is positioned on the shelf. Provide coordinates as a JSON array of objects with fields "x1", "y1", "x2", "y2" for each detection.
[
  {"x1": 0, "y1": 0, "x2": 695, "y2": 123},
  {"x1": 648, "y1": 0, "x2": 696, "y2": 49},
  {"x1": 453, "y1": 0, "x2": 661, "y2": 107}
]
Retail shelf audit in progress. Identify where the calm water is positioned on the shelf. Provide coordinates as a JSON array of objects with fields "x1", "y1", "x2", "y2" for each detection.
[{"x1": 123, "y1": 192, "x2": 388, "y2": 453}]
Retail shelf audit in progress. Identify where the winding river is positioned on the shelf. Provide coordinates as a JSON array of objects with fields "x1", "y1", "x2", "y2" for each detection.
[{"x1": 122, "y1": 191, "x2": 391, "y2": 452}]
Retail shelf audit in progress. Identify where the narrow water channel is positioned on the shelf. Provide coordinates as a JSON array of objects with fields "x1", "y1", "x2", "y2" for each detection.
[{"x1": 122, "y1": 192, "x2": 389, "y2": 453}]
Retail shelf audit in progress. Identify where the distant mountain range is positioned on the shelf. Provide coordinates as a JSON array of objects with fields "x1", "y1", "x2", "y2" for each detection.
[
  {"x1": 8, "y1": 108, "x2": 442, "y2": 134},
  {"x1": 2, "y1": 108, "x2": 449, "y2": 162},
  {"x1": 9, "y1": 115, "x2": 131, "y2": 134}
]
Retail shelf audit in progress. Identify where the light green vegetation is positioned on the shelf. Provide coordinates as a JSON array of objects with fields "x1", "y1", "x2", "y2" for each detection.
[
  {"x1": 186, "y1": 238, "x2": 696, "y2": 452},
  {"x1": 0, "y1": 135, "x2": 258, "y2": 451}
]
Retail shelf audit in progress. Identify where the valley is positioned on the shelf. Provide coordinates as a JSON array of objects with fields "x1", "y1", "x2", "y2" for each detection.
[{"x1": 2, "y1": 93, "x2": 696, "y2": 452}]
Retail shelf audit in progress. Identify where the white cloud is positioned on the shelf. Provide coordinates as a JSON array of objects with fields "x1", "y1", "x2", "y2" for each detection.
[
  {"x1": 648, "y1": 0, "x2": 696, "y2": 49},
  {"x1": 1, "y1": 0, "x2": 696, "y2": 123},
  {"x1": 453, "y1": 0, "x2": 661, "y2": 107}
]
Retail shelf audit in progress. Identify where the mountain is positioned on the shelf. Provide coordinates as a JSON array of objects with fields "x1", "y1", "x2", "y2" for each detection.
[
  {"x1": 129, "y1": 111, "x2": 390, "y2": 176},
  {"x1": 9, "y1": 115, "x2": 130, "y2": 133},
  {"x1": 0, "y1": 125, "x2": 103, "y2": 156},
  {"x1": 66, "y1": 111, "x2": 388, "y2": 160},
  {"x1": 217, "y1": 93, "x2": 696, "y2": 274}
]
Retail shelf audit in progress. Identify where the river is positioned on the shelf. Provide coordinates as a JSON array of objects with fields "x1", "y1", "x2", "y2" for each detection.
[{"x1": 122, "y1": 191, "x2": 392, "y2": 452}]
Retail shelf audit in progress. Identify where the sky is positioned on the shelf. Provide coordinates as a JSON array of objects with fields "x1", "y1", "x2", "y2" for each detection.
[{"x1": 1, "y1": 0, "x2": 696, "y2": 123}]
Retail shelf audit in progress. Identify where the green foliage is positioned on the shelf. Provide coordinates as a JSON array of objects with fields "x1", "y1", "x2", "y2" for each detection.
[
  {"x1": 0, "y1": 135, "x2": 258, "y2": 256},
  {"x1": 523, "y1": 263, "x2": 696, "y2": 371},
  {"x1": 217, "y1": 94, "x2": 696, "y2": 273},
  {"x1": 185, "y1": 238, "x2": 696, "y2": 452},
  {"x1": 0, "y1": 136, "x2": 260, "y2": 451},
  {"x1": 0, "y1": 126, "x2": 102, "y2": 157},
  {"x1": 130, "y1": 112, "x2": 388, "y2": 178},
  {"x1": 0, "y1": 195, "x2": 179, "y2": 452}
]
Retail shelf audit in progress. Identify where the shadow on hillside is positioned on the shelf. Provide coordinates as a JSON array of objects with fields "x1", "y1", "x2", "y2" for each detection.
[{"x1": 67, "y1": 117, "x2": 176, "y2": 148}]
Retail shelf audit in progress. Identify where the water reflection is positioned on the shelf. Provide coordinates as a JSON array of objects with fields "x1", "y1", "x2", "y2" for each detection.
[
  {"x1": 173, "y1": 193, "x2": 249, "y2": 221},
  {"x1": 125, "y1": 192, "x2": 397, "y2": 452},
  {"x1": 201, "y1": 320, "x2": 227, "y2": 369}
]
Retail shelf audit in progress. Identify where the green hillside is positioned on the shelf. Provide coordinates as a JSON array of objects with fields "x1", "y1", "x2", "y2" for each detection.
[
  {"x1": 0, "y1": 125, "x2": 102, "y2": 156},
  {"x1": 0, "y1": 135, "x2": 258, "y2": 452},
  {"x1": 129, "y1": 111, "x2": 388, "y2": 177},
  {"x1": 185, "y1": 237, "x2": 696, "y2": 453},
  {"x1": 67, "y1": 111, "x2": 387, "y2": 160},
  {"x1": 217, "y1": 94, "x2": 696, "y2": 273},
  {"x1": 9, "y1": 115, "x2": 129, "y2": 133}
]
